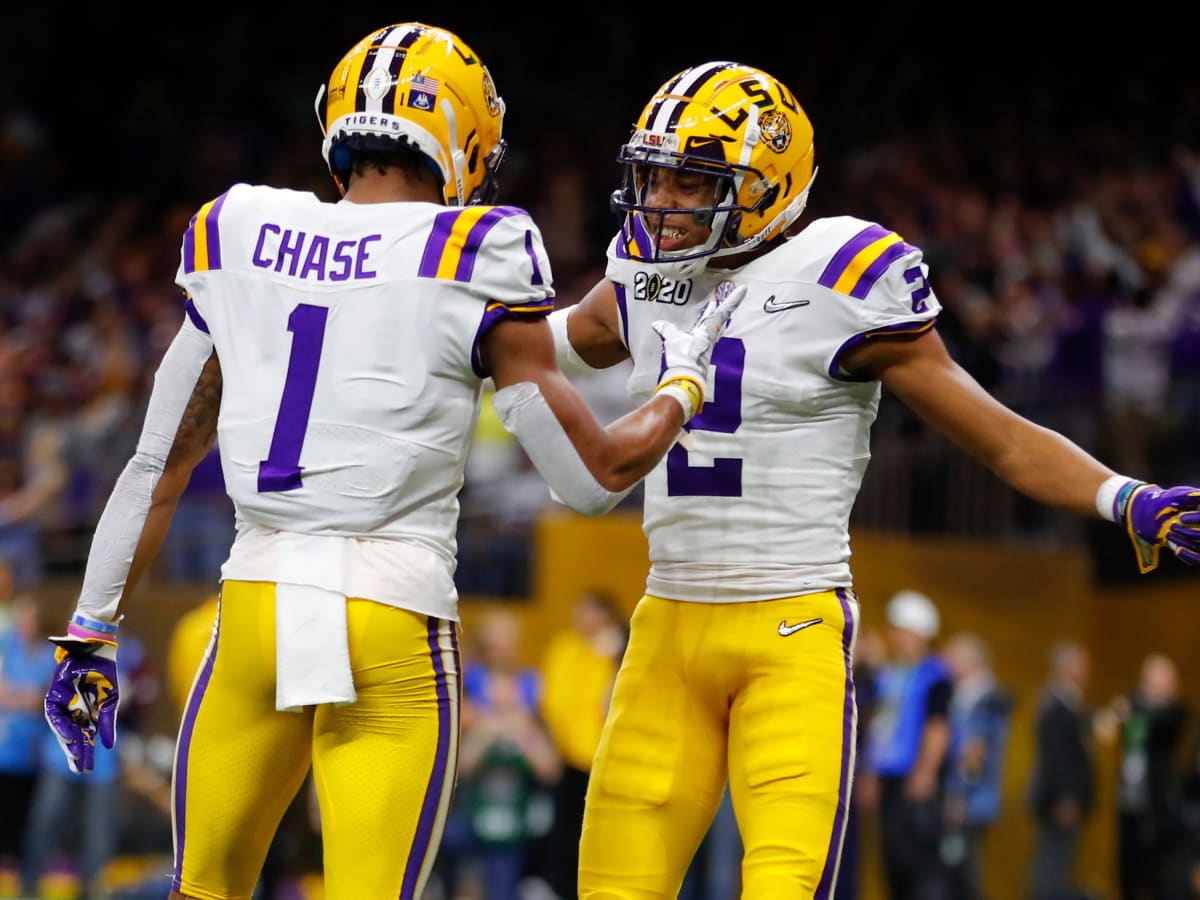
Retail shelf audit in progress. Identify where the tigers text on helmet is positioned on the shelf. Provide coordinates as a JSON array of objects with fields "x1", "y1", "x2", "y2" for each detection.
[
  {"x1": 316, "y1": 23, "x2": 507, "y2": 206},
  {"x1": 612, "y1": 61, "x2": 816, "y2": 270}
]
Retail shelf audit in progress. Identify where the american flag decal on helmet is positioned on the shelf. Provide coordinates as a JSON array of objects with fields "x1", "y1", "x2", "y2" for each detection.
[{"x1": 408, "y1": 73, "x2": 440, "y2": 110}]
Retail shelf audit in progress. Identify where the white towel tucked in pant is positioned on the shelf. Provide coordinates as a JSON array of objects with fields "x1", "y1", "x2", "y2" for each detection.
[{"x1": 274, "y1": 582, "x2": 357, "y2": 712}]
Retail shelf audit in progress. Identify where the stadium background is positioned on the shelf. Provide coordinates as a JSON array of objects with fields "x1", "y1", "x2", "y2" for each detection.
[{"x1": 4, "y1": 6, "x2": 1200, "y2": 899}]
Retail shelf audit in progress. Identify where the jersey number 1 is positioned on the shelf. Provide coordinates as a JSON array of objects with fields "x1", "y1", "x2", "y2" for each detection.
[{"x1": 258, "y1": 303, "x2": 328, "y2": 492}]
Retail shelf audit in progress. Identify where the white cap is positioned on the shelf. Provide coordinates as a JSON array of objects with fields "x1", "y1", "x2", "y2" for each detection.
[{"x1": 886, "y1": 590, "x2": 940, "y2": 639}]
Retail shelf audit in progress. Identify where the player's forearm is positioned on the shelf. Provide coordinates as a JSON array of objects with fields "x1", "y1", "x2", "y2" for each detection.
[
  {"x1": 595, "y1": 395, "x2": 686, "y2": 489},
  {"x1": 982, "y1": 420, "x2": 1115, "y2": 518},
  {"x1": 121, "y1": 471, "x2": 191, "y2": 606}
]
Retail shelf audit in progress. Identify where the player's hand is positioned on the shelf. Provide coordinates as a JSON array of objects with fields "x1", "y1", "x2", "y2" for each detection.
[
  {"x1": 652, "y1": 282, "x2": 746, "y2": 422},
  {"x1": 44, "y1": 623, "x2": 120, "y2": 774},
  {"x1": 1123, "y1": 483, "x2": 1200, "y2": 573}
]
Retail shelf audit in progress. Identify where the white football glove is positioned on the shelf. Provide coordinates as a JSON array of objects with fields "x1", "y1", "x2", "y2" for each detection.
[{"x1": 652, "y1": 283, "x2": 746, "y2": 422}]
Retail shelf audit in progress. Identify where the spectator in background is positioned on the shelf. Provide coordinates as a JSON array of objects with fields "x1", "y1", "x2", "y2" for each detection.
[
  {"x1": 538, "y1": 589, "x2": 628, "y2": 900},
  {"x1": 1178, "y1": 720, "x2": 1200, "y2": 899},
  {"x1": 463, "y1": 609, "x2": 541, "y2": 715},
  {"x1": 0, "y1": 594, "x2": 56, "y2": 880},
  {"x1": 941, "y1": 630, "x2": 1014, "y2": 900},
  {"x1": 457, "y1": 669, "x2": 561, "y2": 900},
  {"x1": 0, "y1": 558, "x2": 19, "y2": 639},
  {"x1": 860, "y1": 590, "x2": 953, "y2": 900},
  {"x1": 1027, "y1": 639, "x2": 1097, "y2": 900},
  {"x1": 836, "y1": 625, "x2": 887, "y2": 900},
  {"x1": 1098, "y1": 652, "x2": 1189, "y2": 900},
  {"x1": 0, "y1": 373, "x2": 69, "y2": 586},
  {"x1": 436, "y1": 609, "x2": 545, "y2": 899}
]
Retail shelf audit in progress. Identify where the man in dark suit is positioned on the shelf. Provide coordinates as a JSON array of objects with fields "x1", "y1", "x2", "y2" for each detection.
[{"x1": 1027, "y1": 640, "x2": 1097, "y2": 900}]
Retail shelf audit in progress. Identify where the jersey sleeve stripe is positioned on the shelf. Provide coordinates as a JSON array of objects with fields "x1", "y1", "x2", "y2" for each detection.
[
  {"x1": 181, "y1": 191, "x2": 229, "y2": 274},
  {"x1": 417, "y1": 206, "x2": 524, "y2": 282},
  {"x1": 453, "y1": 206, "x2": 518, "y2": 282},
  {"x1": 470, "y1": 299, "x2": 556, "y2": 377},
  {"x1": 524, "y1": 230, "x2": 546, "y2": 286},
  {"x1": 817, "y1": 223, "x2": 893, "y2": 292},
  {"x1": 418, "y1": 210, "x2": 462, "y2": 277},
  {"x1": 846, "y1": 239, "x2": 915, "y2": 300},
  {"x1": 183, "y1": 297, "x2": 210, "y2": 334}
]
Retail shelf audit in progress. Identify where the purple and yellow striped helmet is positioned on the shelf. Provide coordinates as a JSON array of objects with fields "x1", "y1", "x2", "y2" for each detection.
[
  {"x1": 613, "y1": 62, "x2": 816, "y2": 270},
  {"x1": 317, "y1": 23, "x2": 506, "y2": 206}
]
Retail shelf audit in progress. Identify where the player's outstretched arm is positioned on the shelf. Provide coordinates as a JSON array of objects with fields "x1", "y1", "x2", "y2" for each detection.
[
  {"x1": 45, "y1": 317, "x2": 221, "y2": 773},
  {"x1": 486, "y1": 284, "x2": 744, "y2": 514},
  {"x1": 851, "y1": 327, "x2": 1200, "y2": 573}
]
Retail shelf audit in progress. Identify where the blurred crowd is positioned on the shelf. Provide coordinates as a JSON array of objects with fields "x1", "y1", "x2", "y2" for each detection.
[{"x1": 2, "y1": 77, "x2": 1200, "y2": 592}]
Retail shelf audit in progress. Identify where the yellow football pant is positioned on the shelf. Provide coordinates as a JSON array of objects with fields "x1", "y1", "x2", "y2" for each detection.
[
  {"x1": 171, "y1": 580, "x2": 460, "y2": 900},
  {"x1": 579, "y1": 590, "x2": 858, "y2": 899}
]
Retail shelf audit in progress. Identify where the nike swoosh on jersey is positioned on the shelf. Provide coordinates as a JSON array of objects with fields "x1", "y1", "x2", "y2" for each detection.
[
  {"x1": 763, "y1": 294, "x2": 811, "y2": 313},
  {"x1": 778, "y1": 617, "x2": 823, "y2": 636}
]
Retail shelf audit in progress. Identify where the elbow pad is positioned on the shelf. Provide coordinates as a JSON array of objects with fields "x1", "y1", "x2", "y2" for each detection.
[{"x1": 491, "y1": 382, "x2": 631, "y2": 516}]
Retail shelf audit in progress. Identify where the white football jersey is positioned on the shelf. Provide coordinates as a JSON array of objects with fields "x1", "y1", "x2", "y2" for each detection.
[
  {"x1": 605, "y1": 214, "x2": 941, "y2": 602},
  {"x1": 175, "y1": 184, "x2": 553, "y2": 612}
]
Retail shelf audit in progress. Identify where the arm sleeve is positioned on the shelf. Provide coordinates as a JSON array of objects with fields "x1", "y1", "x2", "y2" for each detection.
[
  {"x1": 491, "y1": 381, "x2": 633, "y2": 516},
  {"x1": 74, "y1": 318, "x2": 216, "y2": 622},
  {"x1": 548, "y1": 307, "x2": 604, "y2": 378}
]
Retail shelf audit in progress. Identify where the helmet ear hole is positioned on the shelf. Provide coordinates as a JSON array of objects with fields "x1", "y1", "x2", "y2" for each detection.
[
  {"x1": 331, "y1": 143, "x2": 353, "y2": 179},
  {"x1": 758, "y1": 184, "x2": 779, "y2": 213}
]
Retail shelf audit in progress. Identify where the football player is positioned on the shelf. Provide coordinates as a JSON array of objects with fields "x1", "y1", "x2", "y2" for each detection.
[
  {"x1": 40, "y1": 25, "x2": 742, "y2": 900},
  {"x1": 550, "y1": 60, "x2": 1200, "y2": 897}
]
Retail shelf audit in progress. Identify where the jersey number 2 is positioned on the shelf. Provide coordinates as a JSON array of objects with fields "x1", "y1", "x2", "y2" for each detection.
[
  {"x1": 258, "y1": 303, "x2": 328, "y2": 492},
  {"x1": 666, "y1": 338, "x2": 744, "y2": 496}
]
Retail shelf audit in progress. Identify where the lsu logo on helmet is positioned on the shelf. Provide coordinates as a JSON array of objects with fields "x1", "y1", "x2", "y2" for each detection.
[{"x1": 758, "y1": 109, "x2": 791, "y2": 153}]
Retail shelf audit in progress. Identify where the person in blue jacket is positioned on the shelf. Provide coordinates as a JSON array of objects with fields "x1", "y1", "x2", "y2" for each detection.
[
  {"x1": 942, "y1": 630, "x2": 1014, "y2": 900},
  {"x1": 861, "y1": 590, "x2": 954, "y2": 900}
]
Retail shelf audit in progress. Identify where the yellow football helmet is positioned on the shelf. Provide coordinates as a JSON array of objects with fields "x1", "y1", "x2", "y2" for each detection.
[
  {"x1": 316, "y1": 23, "x2": 506, "y2": 205},
  {"x1": 612, "y1": 61, "x2": 817, "y2": 268}
]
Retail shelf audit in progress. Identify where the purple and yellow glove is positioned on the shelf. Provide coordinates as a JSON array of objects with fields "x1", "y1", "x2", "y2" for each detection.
[
  {"x1": 1117, "y1": 481, "x2": 1200, "y2": 573},
  {"x1": 44, "y1": 614, "x2": 121, "y2": 774}
]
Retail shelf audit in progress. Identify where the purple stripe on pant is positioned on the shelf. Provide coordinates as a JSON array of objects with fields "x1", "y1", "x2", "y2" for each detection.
[
  {"x1": 172, "y1": 600, "x2": 222, "y2": 891},
  {"x1": 814, "y1": 588, "x2": 856, "y2": 899},
  {"x1": 400, "y1": 617, "x2": 454, "y2": 898}
]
